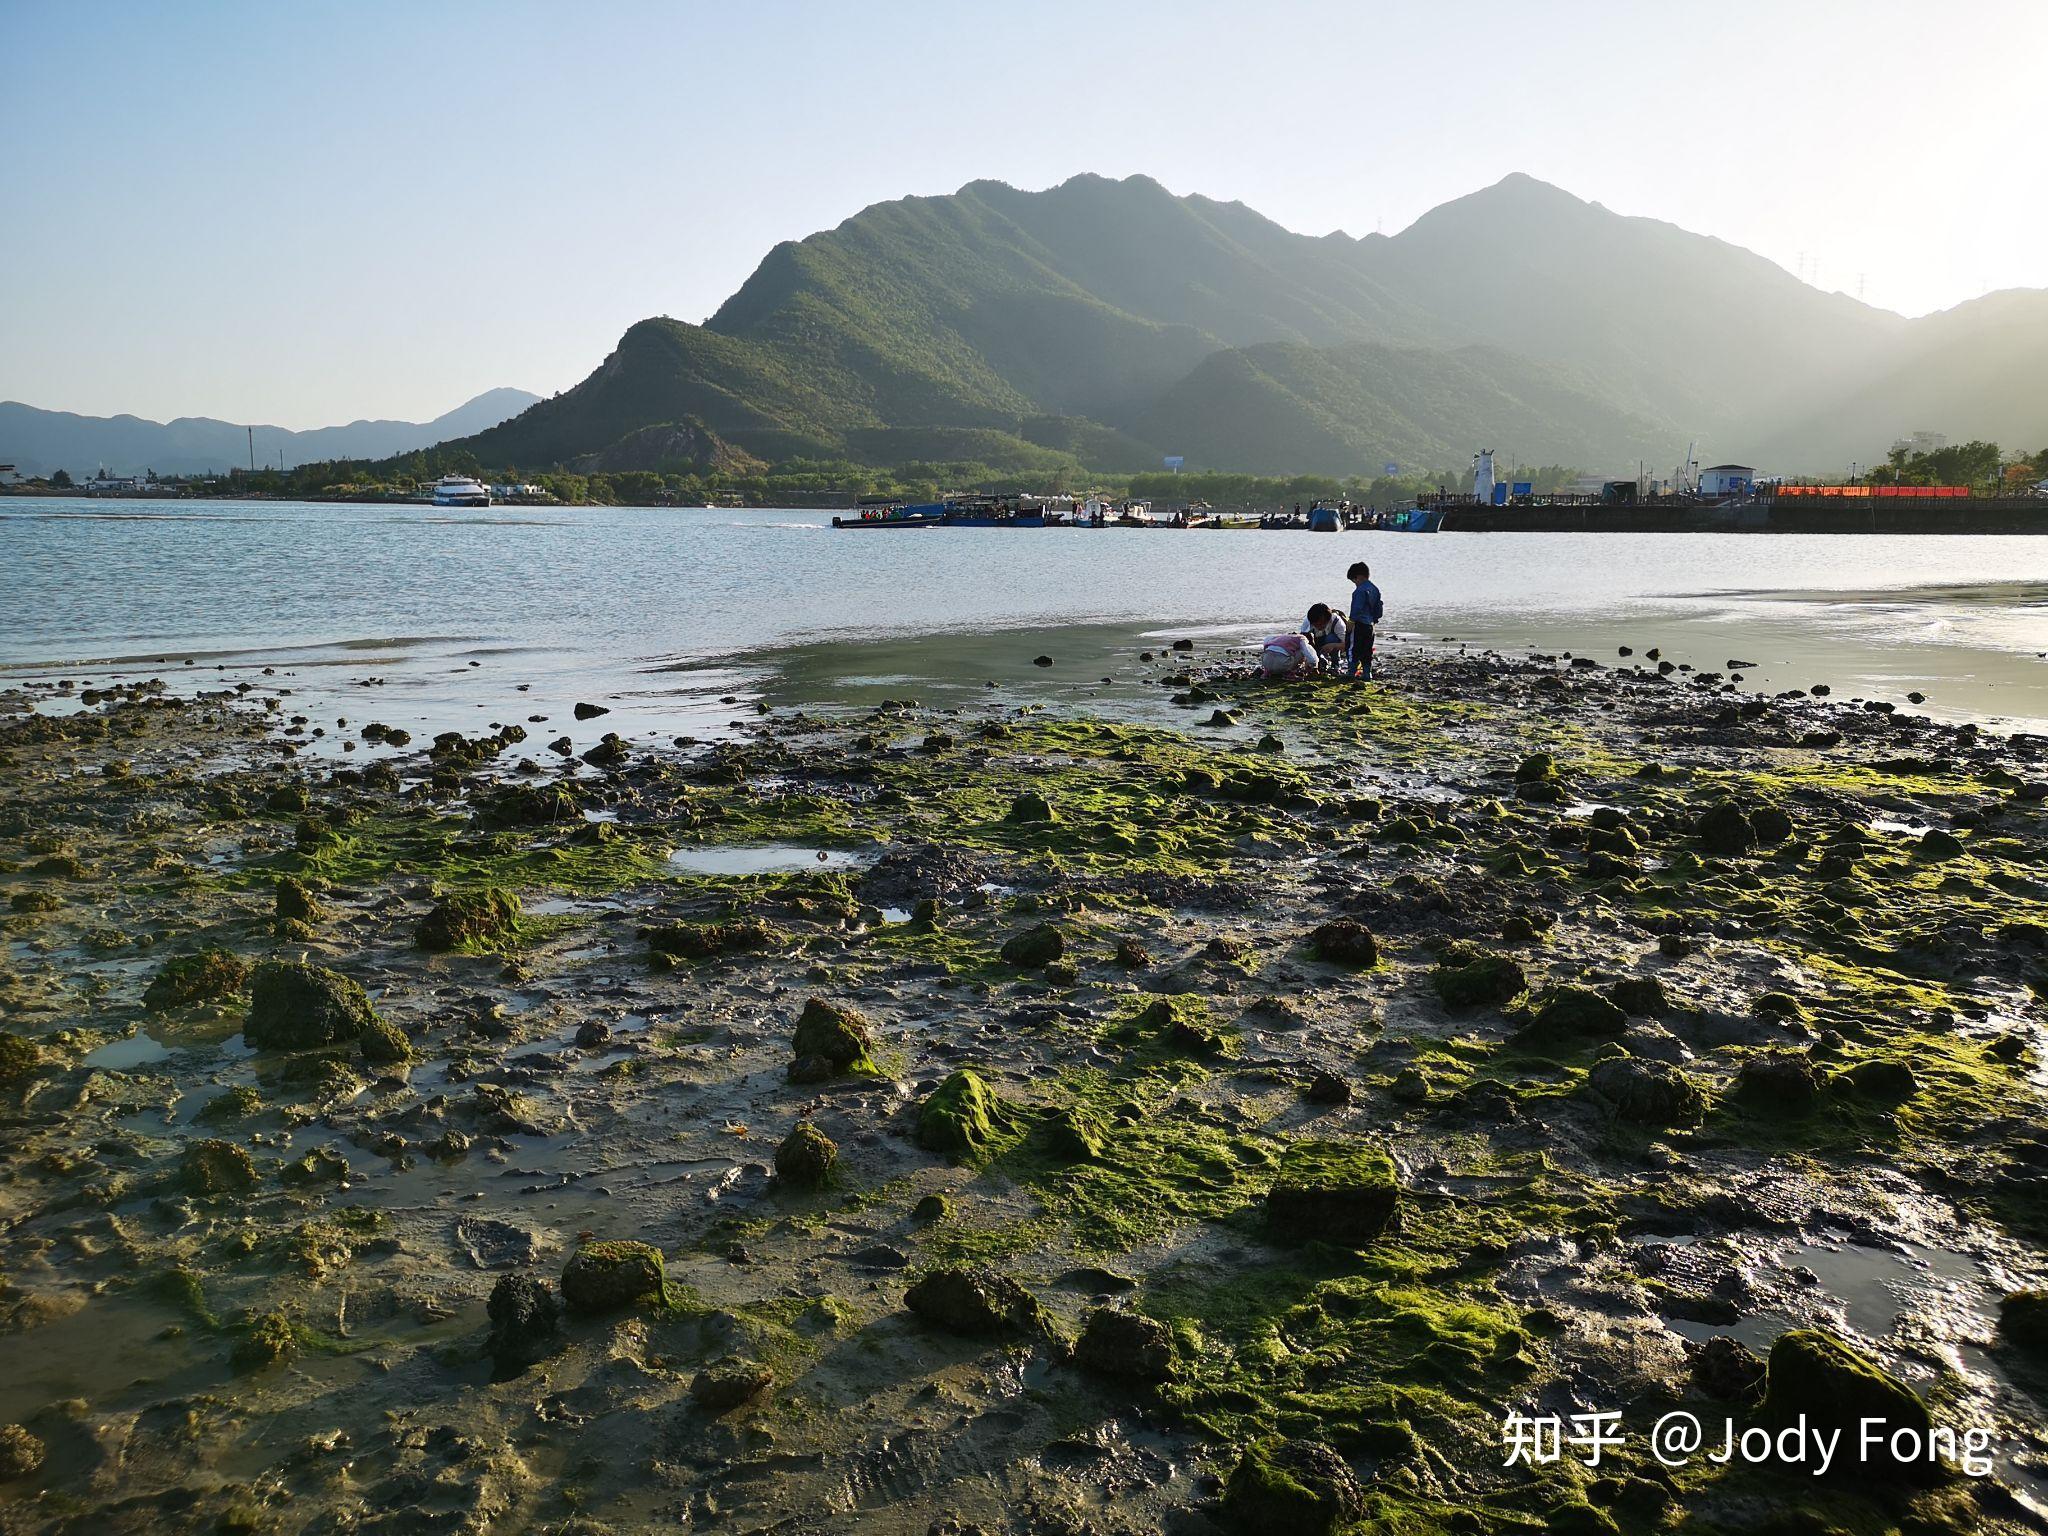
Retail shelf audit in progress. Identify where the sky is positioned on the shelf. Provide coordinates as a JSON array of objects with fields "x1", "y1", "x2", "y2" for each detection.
[{"x1": 3, "y1": 0, "x2": 2043, "y2": 429}]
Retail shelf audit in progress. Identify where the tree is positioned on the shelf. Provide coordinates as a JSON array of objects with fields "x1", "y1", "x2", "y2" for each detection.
[{"x1": 50, "y1": 468, "x2": 72, "y2": 488}]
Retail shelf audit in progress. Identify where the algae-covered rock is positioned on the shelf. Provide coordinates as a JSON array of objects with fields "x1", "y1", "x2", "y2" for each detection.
[
  {"x1": 1075, "y1": 1307, "x2": 1175, "y2": 1382},
  {"x1": 560, "y1": 1240, "x2": 665, "y2": 1312},
  {"x1": 0, "y1": 1424, "x2": 45, "y2": 1480},
  {"x1": 1751, "y1": 804, "x2": 1795, "y2": 843},
  {"x1": 1431, "y1": 951, "x2": 1526, "y2": 1011},
  {"x1": 1037, "y1": 1104, "x2": 1105, "y2": 1162},
  {"x1": 0, "y1": 1032, "x2": 43, "y2": 1085},
  {"x1": 232, "y1": 1311, "x2": 296, "y2": 1373},
  {"x1": 644, "y1": 916, "x2": 777, "y2": 960},
  {"x1": 472, "y1": 781, "x2": 580, "y2": 828},
  {"x1": 195, "y1": 1085, "x2": 262, "y2": 1124},
  {"x1": 1998, "y1": 1290, "x2": 2048, "y2": 1363},
  {"x1": 1691, "y1": 1334, "x2": 1767, "y2": 1400},
  {"x1": 9, "y1": 890, "x2": 61, "y2": 914},
  {"x1": 916, "y1": 1069, "x2": 1008, "y2": 1161},
  {"x1": 1264, "y1": 1140, "x2": 1399, "y2": 1246},
  {"x1": 274, "y1": 875, "x2": 323, "y2": 925},
  {"x1": 1514, "y1": 752, "x2": 1557, "y2": 784},
  {"x1": 143, "y1": 947, "x2": 249, "y2": 1012},
  {"x1": 357, "y1": 1016, "x2": 413, "y2": 1066},
  {"x1": 690, "y1": 1358, "x2": 774, "y2": 1414},
  {"x1": 905, "y1": 1263, "x2": 1051, "y2": 1337},
  {"x1": 1005, "y1": 791, "x2": 1055, "y2": 823},
  {"x1": 1761, "y1": 1329, "x2": 1940, "y2": 1482},
  {"x1": 1587, "y1": 1056, "x2": 1705, "y2": 1126},
  {"x1": 1696, "y1": 800, "x2": 1757, "y2": 856},
  {"x1": 486, "y1": 1273, "x2": 561, "y2": 1377},
  {"x1": 1000, "y1": 922, "x2": 1066, "y2": 968},
  {"x1": 416, "y1": 888, "x2": 521, "y2": 951},
  {"x1": 1221, "y1": 1438, "x2": 1365, "y2": 1536},
  {"x1": 774, "y1": 1121, "x2": 838, "y2": 1187},
  {"x1": 788, "y1": 997, "x2": 876, "y2": 1079},
  {"x1": 245, "y1": 959, "x2": 377, "y2": 1051},
  {"x1": 1526, "y1": 985, "x2": 1627, "y2": 1038},
  {"x1": 179, "y1": 1138, "x2": 258, "y2": 1197},
  {"x1": 1916, "y1": 827, "x2": 1965, "y2": 861},
  {"x1": 1736, "y1": 1052, "x2": 1822, "y2": 1113},
  {"x1": 1608, "y1": 976, "x2": 1668, "y2": 1017},
  {"x1": 1837, "y1": 1057, "x2": 1917, "y2": 1102},
  {"x1": 1306, "y1": 919, "x2": 1378, "y2": 968}
]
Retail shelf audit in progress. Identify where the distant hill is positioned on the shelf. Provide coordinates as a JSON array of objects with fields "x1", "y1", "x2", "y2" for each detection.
[{"x1": 0, "y1": 387, "x2": 539, "y2": 478}]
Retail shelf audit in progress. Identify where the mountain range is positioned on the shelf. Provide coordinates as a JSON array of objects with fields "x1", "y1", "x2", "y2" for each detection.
[
  {"x1": 0, "y1": 388, "x2": 540, "y2": 478},
  {"x1": 441, "y1": 172, "x2": 2045, "y2": 480}
]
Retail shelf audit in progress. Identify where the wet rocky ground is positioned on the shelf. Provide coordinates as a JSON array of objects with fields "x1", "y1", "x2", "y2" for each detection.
[{"x1": 3, "y1": 637, "x2": 2048, "y2": 1536}]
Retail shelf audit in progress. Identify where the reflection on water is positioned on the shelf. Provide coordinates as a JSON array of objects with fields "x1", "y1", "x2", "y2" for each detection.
[
  {"x1": 668, "y1": 845, "x2": 875, "y2": 877},
  {"x1": 4, "y1": 499, "x2": 2048, "y2": 737}
]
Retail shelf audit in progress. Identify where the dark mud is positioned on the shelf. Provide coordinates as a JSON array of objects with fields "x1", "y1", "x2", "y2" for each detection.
[{"x1": 2, "y1": 640, "x2": 2047, "y2": 1535}]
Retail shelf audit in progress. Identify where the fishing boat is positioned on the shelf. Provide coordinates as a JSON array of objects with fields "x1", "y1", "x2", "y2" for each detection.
[
  {"x1": 430, "y1": 475, "x2": 491, "y2": 508},
  {"x1": 832, "y1": 501, "x2": 950, "y2": 529}
]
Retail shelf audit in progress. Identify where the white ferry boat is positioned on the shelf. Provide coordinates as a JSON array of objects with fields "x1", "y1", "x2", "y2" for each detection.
[{"x1": 430, "y1": 474, "x2": 491, "y2": 507}]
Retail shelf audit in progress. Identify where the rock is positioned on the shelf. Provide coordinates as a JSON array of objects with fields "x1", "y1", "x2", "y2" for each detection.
[
  {"x1": 473, "y1": 782, "x2": 580, "y2": 828},
  {"x1": 1306, "y1": 919, "x2": 1378, "y2": 968},
  {"x1": 1303, "y1": 1070, "x2": 1353, "y2": 1106},
  {"x1": 275, "y1": 875, "x2": 323, "y2": 924},
  {"x1": 1000, "y1": 923, "x2": 1066, "y2": 968},
  {"x1": 1430, "y1": 951, "x2": 1527, "y2": 1011},
  {"x1": 245, "y1": 960, "x2": 378, "y2": 1051},
  {"x1": 1526, "y1": 985, "x2": 1627, "y2": 1038},
  {"x1": 486, "y1": 1273, "x2": 560, "y2": 1376},
  {"x1": 1696, "y1": 800, "x2": 1757, "y2": 856},
  {"x1": 1586, "y1": 1057, "x2": 1705, "y2": 1126},
  {"x1": 1514, "y1": 752, "x2": 1557, "y2": 784},
  {"x1": 774, "y1": 1122, "x2": 838, "y2": 1187},
  {"x1": 1837, "y1": 1058, "x2": 1916, "y2": 1101},
  {"x1": 644, "y1": 916, "x2": 777, "y2": 959},
  {"x1": 1658, "y1": 933, "x2": 1693, "y2": 959},
  {"x1": 416, "y1": 888, "x2": 521, "y2": 951},
  {"x1": 1037, "y1": 1104, "x2": 1105, "y2": 1162},
  {"x1": 1390, "y1": 1066, "x2": 1431, "y2": 1103},
  {"x1": 142, "y1": 947, "x2": 248, "y2": 1012},
  {"x1": 1033, "y1": 655, "x2": 1054, "y2": 668},
  {"x1": 1752, "y1": 991, "x2": 1807, "y2": 1021},
  {"x1": 1751, "y1": 805, "x2": 1795, "y2": 842},
  {"x1": 1075, "y1": 1308, "x2": 1175, "y2": 1382},
  {"x1": 0, "y1": 1032, "x2": 43, "y2": 1083},
  {"x1": 905, "y1": 1263, "x2": 1050, "y2": 1337},
  {"x1": 1915, "y1": 828, "x2": 1966, "y2": 861},
  {"x1": 1690, "y1": 1335, "x2": 1765, "y2": 1401},
  {"x1": 1608, "y1": 976, "x2": 1668, "y2": 1017},
  {"x1": 232, "y1": 1311, "x2": 296, "y2": 1373},
  {"x1": 917, "y1": 1070, "x2": 1008, "y2": 1161},
  {"x1": 0, "y1": 1424, "x2": 44, "y2": 1480},
  {"x1": 581, "y1": 734, "x2": 629, "y2": 768},
  {"x1": 179, "y1": 1138, "x2": 257, "y2": 1197},
  {"x1": 789, "y1": 997, "x2": 877, "y2": 1077},
  {"x1": 1005, "y1": 791, "x2": 1054, "y2": 823},
  {"x1": 358, "y1": 1017, "x2": 413, "y2": 1065},
  {"x1": 1171, "y1": 638, "x2": 1194, "y2": 652},
  {"x1": 690, "y1": 1358, "x2": 774, "y2": 1414},
  {"x1": 1760, "y1": 1329, "x2": 1940, "y2": 1483},
  {"x1": 1221, "y1": 1439, "x2": 1366, "y2": 1536},
  {"x1": 1264, "y1": 1141, "x2": 1399, "y2": 1246},
  {"x1": 560, "y1": 1240, "x2": 665, "y2": 1313},
  {"x1": 1736, "y1": 1052, "x2": 1822, "y2": 1113},
  {"x1": 572, "y1": 701, "x2": 610, "y2": 719}
]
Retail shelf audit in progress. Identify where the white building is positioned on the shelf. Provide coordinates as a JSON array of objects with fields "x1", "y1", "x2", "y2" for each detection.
[
  {"x1": 1699, "y1": 463, "x2": 1756, "y2": 495},
  {"x1": 1891, "y1": 430, "x2": 1947, "y2": 459}
]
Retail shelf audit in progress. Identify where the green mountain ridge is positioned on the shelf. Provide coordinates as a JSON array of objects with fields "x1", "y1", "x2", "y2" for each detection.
[{"x1": 441, "y1": 173, "x2": 2045, "y2": 479}]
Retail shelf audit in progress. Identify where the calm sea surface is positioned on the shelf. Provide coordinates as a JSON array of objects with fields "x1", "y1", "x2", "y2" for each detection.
[{"x1": 4, "y1": 498, "x2": 2048, "y2": 741}]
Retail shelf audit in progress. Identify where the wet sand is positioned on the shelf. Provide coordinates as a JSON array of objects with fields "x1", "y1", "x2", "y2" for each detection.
[{"x1": 2, "y1": 628, "x2": 2048, "y2": 1535}]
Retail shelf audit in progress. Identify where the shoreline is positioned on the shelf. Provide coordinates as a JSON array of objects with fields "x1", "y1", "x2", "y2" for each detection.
[{"x1": 3, "y1": 630, "x2": 2048, "y2": 1531}]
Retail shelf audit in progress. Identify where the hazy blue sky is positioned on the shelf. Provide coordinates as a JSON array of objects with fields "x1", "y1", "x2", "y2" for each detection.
[{"x1": 4, "y1": 0, "x2": 2042, "y2": 428}]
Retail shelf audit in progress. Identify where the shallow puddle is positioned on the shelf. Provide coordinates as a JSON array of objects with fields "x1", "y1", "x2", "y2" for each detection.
[{"x1": 669, "y1": 844, "x2": 876, "y2": 876}]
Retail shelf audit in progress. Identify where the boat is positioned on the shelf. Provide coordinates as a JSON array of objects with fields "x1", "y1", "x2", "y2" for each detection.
[
  {"x1": 430, "y1": 475, "x2": 491, "y2": 508},
  {"x1": 832, "y1": 501, "x2": 949, "y2": 529}
]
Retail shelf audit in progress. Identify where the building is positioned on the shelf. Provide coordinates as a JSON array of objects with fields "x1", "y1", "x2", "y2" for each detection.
[
  {"x1": 1891, "y1": 430, "x2": 1947, "y2": 459},
  {"x1": 1699, "y1": 463, "x2": 1756, "y2": 495}
]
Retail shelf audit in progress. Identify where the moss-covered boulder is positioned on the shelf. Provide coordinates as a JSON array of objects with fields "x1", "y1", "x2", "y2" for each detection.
[
  {"x1": 1036, "y1": 1104, "x2": 1105, "y2": 1162},
  {"x1": 1005, "y1": 791, "x2": 1055, "y2": 823},
  {"x1": 916, "y1": 1069, "x2": 1009, "y2": 1161},
  {"x1": 690, "y1": 1358, "x2": 774, "y2": 1414},
  {"x1": 1736, "y1": 1052, "x2": 1822, "y2": 1113},
  {"x1": 1608, "y1": 976, "x2": 1668, "y2": 1017},
  {"x1": 1915, "y1": 827, "x2": 1965, "y2": 862},
  {"x1": 1586, "y1": 1056, "x2": 1705, "y2": 1126},
  {"x1": 1431, "y1": 951, "x2": 1527, "y2": 1011},
  {"x1": 0, "y1": 1424, "x2": 46, "y2": 1481},
  {"x1": 0, "y1": 1032, "x2": 44, "y2": 1085},
  {"x1": 274, "y1": 875, "x2": 323, "y2": 925},
  {"x1": 416, "y1": 888, "x2": 520, "y2": 951},
  {"x1": 1000, "y1": 922, "x2": 1066, "y2": 968},
  {"x1": 644, "y1": 916, "x2": 777, "y2": 960},
  {"x1": 472, "y1": 782, "x2": 580, "y2": 828},
  {"x1": 142, "y1": 948, "x2": 248, "y2": 1012},
  {"x1": 905, "y1": 1263, "x2": 1051, "y2": 1338},
  {"x1": 1526, "y1": 985, "x2": 1628, "y2": 1038},
  {"x1": 788, "y1": 997, "x2": 877, "y2": 1080},
  {"x1": 245, "y1": 960, "x2": 377, "y2": 1051},
  {"x1": 1836, "y1": 1057, "x2": 1917, "y2": 1102},
  {"x1": 560, "y1": 1240, "x2": 665, "y2": 1313},
  {"x1": 1221, "y1": 1439, "x2": 1366, "y2": 1536},
  {"x1": 1306, "y1": 919, "x2": 1379, "y2": 968},
  {"x1": 1997, "y1": 1290, "x2": 2048, "y2": 1363},
  {"x1": 357, "y1": 1017, "x2": 413, "y2": 1066},
  {"x1": 1761, "y1": 1329, "x2": 1940, "y2": 1483},
  {"x1": 179, "y1": 1138, "x2": 258, "y2": 1197},
  {"x1": 773, "y1": 1121, "x2": 838, "y2": 1187},
  {"x1": 1696, "y1": 799, "x2": 1758, "y2": 856},
  {"x1": 231, "y1": 1311, "x2": 296, "y2": 1373},
  {"x1": 486, "y1": 1272, "x2": 560, "y2": 1378},
  {"x1": 1075, "y1": 1307, "x2": 1175, "y2": 1383},
  {"x1": 1264, "y1": 1140, "x2": 1399, "y2": 1247}
]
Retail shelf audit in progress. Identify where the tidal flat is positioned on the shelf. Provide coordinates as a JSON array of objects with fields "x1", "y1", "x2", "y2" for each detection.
[{"x1": 3, "y1": 637, "x2": 2048, "y2": 1536}]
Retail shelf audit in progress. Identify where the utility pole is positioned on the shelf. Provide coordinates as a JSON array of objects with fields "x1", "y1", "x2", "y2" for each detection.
[{"x1": 248, "y1": 426, "x2": 255, "y2": 473}]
